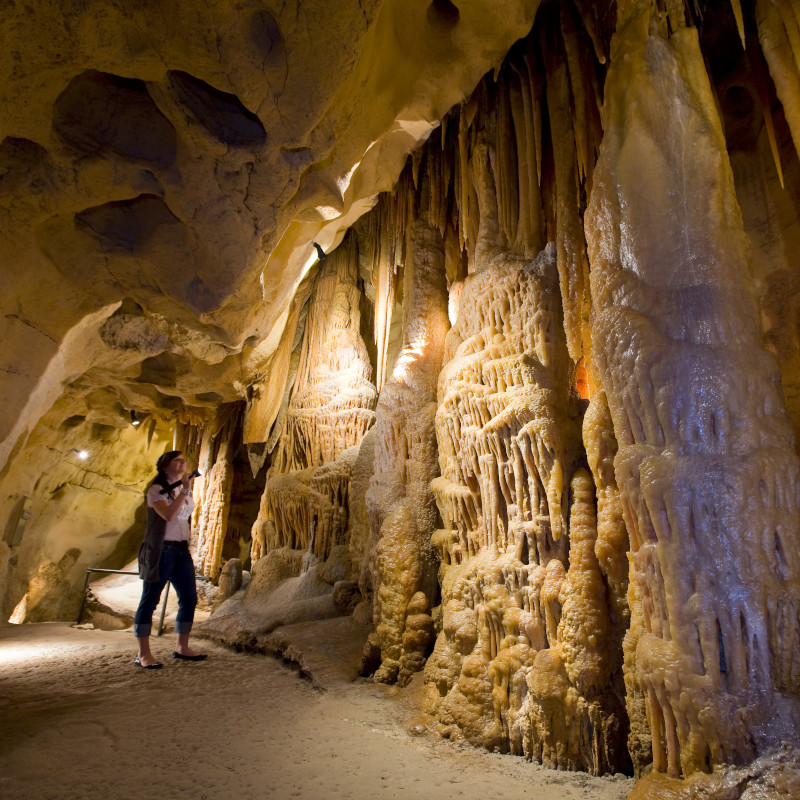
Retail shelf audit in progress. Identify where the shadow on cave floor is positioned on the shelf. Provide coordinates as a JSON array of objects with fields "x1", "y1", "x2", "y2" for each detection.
[{"x1": 0, "y1": 621, "x2": 634, "y2": 800}]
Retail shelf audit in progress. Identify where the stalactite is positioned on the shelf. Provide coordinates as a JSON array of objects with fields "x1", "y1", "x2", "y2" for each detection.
[
  {"x1": 243, "y1": 279, "x2": 314, "y2": 445},
  {"x1": 458, "y1": 101, "x2": 479, "y2": 268},
  {"x1": 508, "y1": 59, "x2": 546, "y2": 257},
  {"x1": 368, "y1": 194, "x2": 402, "y2": 393},
  {"x1": 543, "y1": 18, "x2": 592, "y2": 363},
  {"x1": 264, "y1": 347, "x2": 302, "y2": 455},
  {"x1": 730, "y1": 0, "x2": 746, "y2": 48},
  {"x1": 746, "y1": 31, "x2": 786, "y2": 188},
  {"x1": 572, "y1": 0, "x2": 609, "y2": 64},
  {"x1": 496, "y1": 70, "x2": 520, "y2": 250},
  {"x1": 562, "y1": 5, "x2": 591, "y2": 189},
  {"x1": 756, "y1": 0, "x2": 800, "y2": 181}
]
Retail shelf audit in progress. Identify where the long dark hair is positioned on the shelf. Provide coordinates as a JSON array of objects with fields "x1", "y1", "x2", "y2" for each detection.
[{"x1": 148, "y1": 450, "x2": 182, "y2": 492}]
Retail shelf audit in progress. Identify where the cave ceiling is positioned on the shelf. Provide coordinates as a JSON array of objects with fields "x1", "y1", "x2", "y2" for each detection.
[{"x1": 0, "y1": 0, "x2": 540, "y2": 472}]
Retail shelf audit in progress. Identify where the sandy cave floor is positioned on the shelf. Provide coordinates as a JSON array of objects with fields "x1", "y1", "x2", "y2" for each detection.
[{"x1": 0, "y1": 622, "x2": 634, "y2": 800}]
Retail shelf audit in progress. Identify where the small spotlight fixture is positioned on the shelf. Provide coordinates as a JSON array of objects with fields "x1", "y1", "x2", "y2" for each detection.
[
  {"x1": 67, "y1": 448, "x2": 89, "y2": 460},
  {"x1": 130, "y1": 410, "x2": 141, "y2": 427}
]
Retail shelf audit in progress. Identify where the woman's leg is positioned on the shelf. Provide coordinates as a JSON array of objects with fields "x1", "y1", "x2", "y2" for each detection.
[
  {"x1": 133, "y1": 576, "x2": 168, "y2": 666},
  {"x1": 170, "y1": 548, "x2": 201, "y2": 657}
]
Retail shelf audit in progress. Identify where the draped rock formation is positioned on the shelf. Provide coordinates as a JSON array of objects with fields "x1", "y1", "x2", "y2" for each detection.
[
  {"x1": 5, "y1": 1, "x2": 800, "y2": 797},
  {"x1": 586, "y1": 0, "x2": 800, "y2": 779},
  {"x1": 425, "y1": 245, "x2": 627, "y2": 771},
  {"x1": 364, "y1": 168, "x2": 450, "y2": 687},
  {"x1": 194, "y1": 408, "x2": 238, "y2": 580},
  {"x1": 253, "y1": 236, "x2": 377, "y2": 563}
]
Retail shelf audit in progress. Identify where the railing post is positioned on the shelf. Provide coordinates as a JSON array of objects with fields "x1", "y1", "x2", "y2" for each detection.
[
  {"x1": 156, "y1": 583, "x2": 170, "y2": 636},
  {"x1": 76, "y1": 570, "x2": 93, "y2": 625}
]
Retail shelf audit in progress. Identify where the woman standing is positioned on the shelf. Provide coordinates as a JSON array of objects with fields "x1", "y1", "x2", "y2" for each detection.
[{"x1": 133, "y1": 450, "x2": 206, "y2": 668}]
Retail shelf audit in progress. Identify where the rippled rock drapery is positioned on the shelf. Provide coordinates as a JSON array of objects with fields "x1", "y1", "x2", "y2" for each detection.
[
  {"x1": 425, "y1": 246, "x2": 627, "y2": 771},
  {"x1": 194, "y1": 407, "x2": 238, "y2": 581},
  {"x1": 253, "y1": 235, "x2": 377, "y2": 563},
  {"x1": 586, "y1": 0, "x2": 800, "y2": 778}
]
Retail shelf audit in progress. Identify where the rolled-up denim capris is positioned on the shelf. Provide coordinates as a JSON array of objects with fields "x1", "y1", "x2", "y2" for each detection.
[{"x1": 133, "y1": 542, "x2": 197, "y2": 637}]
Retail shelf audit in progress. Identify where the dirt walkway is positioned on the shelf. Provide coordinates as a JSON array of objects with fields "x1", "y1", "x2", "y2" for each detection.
[{"x1": 0, "y1": 622, "x2": 634, "y2": 800}]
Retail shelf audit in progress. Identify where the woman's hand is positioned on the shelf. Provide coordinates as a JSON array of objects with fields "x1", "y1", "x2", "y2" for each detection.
[{"x1": 153, "y1": 473, "x2": 194, "y2": 521}]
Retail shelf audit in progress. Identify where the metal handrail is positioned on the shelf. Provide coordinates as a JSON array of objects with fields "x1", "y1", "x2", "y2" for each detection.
[{"x1": 77, "y1": 567, "x2": 210, "y2": 636}]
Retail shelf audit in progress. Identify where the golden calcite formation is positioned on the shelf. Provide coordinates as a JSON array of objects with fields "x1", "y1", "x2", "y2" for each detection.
[
  {"x1": 586, "y1": 1, "x2": 800, "y2": 777},
  {"x1": 194, "y1": 408, "x2": 238, "y2": 580},
  {"x1": 424, "y1": 245, "x2": 627, "y2": 771},
  {"x1": 9, "y1": 3, "x2": 800, "y2": 797},
  {"x1": 364, "y1": 168, "x2": 450, "y2": 686},
  {"x1": 252, "y1": 237, "x2": 377, "y2": 562}
]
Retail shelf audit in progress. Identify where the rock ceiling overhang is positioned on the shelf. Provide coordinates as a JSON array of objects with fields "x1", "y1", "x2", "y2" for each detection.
[{"x1": 0, "y1": 0, "x2": 541, "y2": 473}]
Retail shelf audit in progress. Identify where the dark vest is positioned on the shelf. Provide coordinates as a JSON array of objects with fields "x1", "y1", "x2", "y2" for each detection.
[{"x1": 137, "y1": 498, "x2": 168, "y2": 582}]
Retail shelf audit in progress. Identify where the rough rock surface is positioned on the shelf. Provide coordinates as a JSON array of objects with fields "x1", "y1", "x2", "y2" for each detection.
[{"x1": 6, "y1": 2, "x2": 800, "y2": 798}]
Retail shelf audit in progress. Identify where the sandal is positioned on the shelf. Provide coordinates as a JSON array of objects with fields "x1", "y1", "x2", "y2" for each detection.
[
  {"x1": 134, "y1": 656, "x2": 163, "y2": 670},
  {"x1": 172, "y1": 652, "x2": 207, "y2": 661}
]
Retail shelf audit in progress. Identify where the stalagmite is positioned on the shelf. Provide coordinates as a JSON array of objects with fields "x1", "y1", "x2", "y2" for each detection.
[{"x1": 586, "y1": 0, "x2": 800, "y2": 778}]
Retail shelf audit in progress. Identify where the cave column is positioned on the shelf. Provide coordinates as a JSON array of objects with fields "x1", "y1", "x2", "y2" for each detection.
[
  {"x1": 585, "y1": 1, "x2": 800, "y2": 777},
  {"x1": 366, "y1": 197, "x2": 450, "y2": 686}
]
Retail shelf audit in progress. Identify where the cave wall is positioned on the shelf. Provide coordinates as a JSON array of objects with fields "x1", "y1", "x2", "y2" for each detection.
[
  {"x1": 0, "y1": 403, "x2": 173, "y2": 621},
  {"x1": 5, "y1": 0, "x2": 800, "y2": 796},
  {"x1": 587, "y1": 2, "x2": 800, "y2": 775}
]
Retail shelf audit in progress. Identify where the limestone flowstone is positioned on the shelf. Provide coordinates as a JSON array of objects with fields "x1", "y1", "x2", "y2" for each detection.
[
  {"x1": 6, "y1": 3, "x2": 800, "y2": 797},
  {"x1": 365, "y1": 181, "x2": 450, "y2": 687},
  {"x1": 253, "y1": 234, "x2": 377, "y2": 564},
  {"x1": 425, "y1": 245, "x2": 627, "y2": 771},
  {"x1": 586, "y1": 1, "x2": 800, "y2": 777}
]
